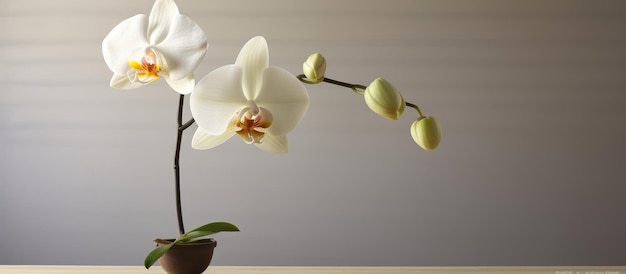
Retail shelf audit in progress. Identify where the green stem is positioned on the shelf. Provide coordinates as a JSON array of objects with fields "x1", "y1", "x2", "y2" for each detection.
[
  {"x1": 322, "y1": 78, "x2": 367, "y2": 94},
  {"x1": 297, "y1": 74, "x2": 366, "y2": 94},
  {"x1": 405, "y1": 102, "x2": 424, "y2": 117}
]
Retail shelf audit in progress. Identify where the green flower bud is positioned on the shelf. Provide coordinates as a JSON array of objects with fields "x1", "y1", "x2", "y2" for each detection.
[
  {"x1": 410, "y1": 116, "x2": 441, "y2": 150},
  {"x1": 364, "y1": 78, "x2": 405, "y2": 120},
  {"x1": 302, "y1": 53, "x2": 326, "y2": 83}
]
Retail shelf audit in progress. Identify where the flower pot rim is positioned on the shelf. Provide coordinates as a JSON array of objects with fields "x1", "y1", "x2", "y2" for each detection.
[{"x1": 154, "y1": 238, "x2": 217, "y2": 246}]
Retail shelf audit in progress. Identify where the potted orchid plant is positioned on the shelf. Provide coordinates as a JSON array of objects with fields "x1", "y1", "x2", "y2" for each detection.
[{"x1": 102, "y1": 0, "x2": 440, "y2": 273}]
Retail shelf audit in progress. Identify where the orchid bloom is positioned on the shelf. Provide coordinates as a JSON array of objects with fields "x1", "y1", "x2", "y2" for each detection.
[
  {"x1": 102, "y1": 0, "x2": 207, "y2": 94},
  {"x1": 190, "y1": 36, "x2": 309, "y2": 153}
]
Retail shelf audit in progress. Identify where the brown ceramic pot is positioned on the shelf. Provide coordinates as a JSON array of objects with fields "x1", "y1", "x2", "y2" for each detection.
[{"x1": 154, "y1": 238, "x2": 217, "y2": 274}]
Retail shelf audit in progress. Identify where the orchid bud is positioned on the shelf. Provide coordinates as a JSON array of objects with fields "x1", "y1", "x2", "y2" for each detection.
[
  {"x1": 410, "y1": 116, "x2": 441, "y2": 150},
  {"x1": 302, "y1": 53, "x2": 326, "y2": 83},
  {"x1": 364, "y1": 78, "x2": 405, "y2": 120}
]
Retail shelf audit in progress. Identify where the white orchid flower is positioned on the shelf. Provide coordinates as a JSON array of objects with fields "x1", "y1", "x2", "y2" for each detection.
[
  {"x1": 102, "y1": 0, "x2": 207, "y2": 94},
  {"x1": 190, "y1": 36, "x2": 309, "y2": 153}
]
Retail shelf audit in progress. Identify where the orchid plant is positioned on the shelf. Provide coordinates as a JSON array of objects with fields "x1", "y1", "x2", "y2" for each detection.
[{"x1": 103, "y1": 0, "x2": 441, "y2": 269}]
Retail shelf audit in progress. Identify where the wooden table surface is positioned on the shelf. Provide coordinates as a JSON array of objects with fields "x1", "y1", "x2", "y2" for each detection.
[{"x1": 0, "y1": 266, "x2": 624, "y2": 274}]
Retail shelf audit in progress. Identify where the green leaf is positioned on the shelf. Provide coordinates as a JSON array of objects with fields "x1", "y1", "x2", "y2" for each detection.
[
  {"x1": 177, "y1": 222, "x2": 240, "y2": 242},
  {"x1": 177, "y1": 231, "x2": 211, "y2": 242},
  {"x1": 144, "y1": 243, "x2": 174, "y2": 269},
  {"x1": 188, "y1": 222, "x2": 240, "y2": 233}
]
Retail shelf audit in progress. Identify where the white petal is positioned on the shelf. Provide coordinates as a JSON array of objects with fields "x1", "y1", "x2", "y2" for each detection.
[
  {"x1": 110, "y1": 74, "x2": 144, "y2": 89},
  {"x1": 190, "y1": 65, "x2": 247, "y2": 135},
  {"x1": 192, "y1": 127, "x2": 235, "y2": 150},
  {"x1": 157, "y1": 15, "x2": 208, "y2": 81},
  {"x1": 102, "y1": 14, "x2": 149, "y2": 75},
  {"x1": 255, "y1": 134, "x2": 288, "y2": 154},
  {"x1": 255, "y1": 67, "x2": 309, "y2": 136},
  {"x1": 148, "y1": 0, "x2": 180, "y2": 45},
  {"x1": 163, "y1": 73, "x2": 194, "y2": 94},
  {"x1": 235, "y1": 36, "x2": 269, "y2": 100}
]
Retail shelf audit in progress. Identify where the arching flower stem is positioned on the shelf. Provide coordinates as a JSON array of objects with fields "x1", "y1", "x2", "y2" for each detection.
[
  {"x1": 174, "y1": 94, "x2": 195, "y2": 235},
  {"x1": 297, "y1": 74, "x2": 424, "y2": 117},
  {"x1": 405, "y1": 102, "x2": 424, "y2": 118},
  {"x1": 323, "y1": 78, "x2": 367, "y2": 95},
  {"x1": 296, "y1": 74, "x2": 366, "y2": 94}
]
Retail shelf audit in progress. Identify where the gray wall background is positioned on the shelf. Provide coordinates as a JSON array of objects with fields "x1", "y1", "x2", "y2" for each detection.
[{"x1": 1, "y1": 0, "x2": 625, "y2": 266}]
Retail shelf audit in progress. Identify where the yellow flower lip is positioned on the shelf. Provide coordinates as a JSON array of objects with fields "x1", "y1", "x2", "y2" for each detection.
[
  {"x1": 127, "y1": 48, "x2": 162, "y2": 84},
  {"x1": 364, "y1": 78, "x2": 405, "y2": 120},
  {"x1": 231, "y1": 102, "x2": 273, "y2": 144},
  {"x1": 410, "y1": 116, "x2": 441, "y2": 150}
]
